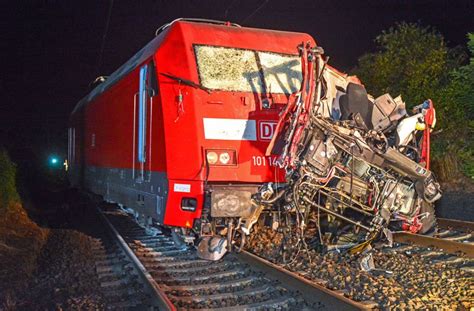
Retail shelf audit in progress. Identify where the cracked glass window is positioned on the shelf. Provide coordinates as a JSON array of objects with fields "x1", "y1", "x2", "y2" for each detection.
[{"x1": 194, "y1": 45, "x2": 301, "y2": 94}]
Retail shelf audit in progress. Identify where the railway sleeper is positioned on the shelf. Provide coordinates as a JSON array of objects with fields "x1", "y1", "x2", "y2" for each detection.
[
  {"x1": 136, "y1": 248, "x2": 190, "y2": 258},
  {"x1": 144, "y1": 258, "x2": 211, "y2": 268},
  {"x1": 94, "y1": 252, "x2": 125, "y2": 262},
  {"x1": 189, "y1": 295, "x2": 300, "y2": 311},
  {"x1": 132, "y1": 240, "x2": 175, "y2": 248},
  {"x1": 158, "y1": 260, "x2": 233, "y2": 274},
  {"x1": 95, "y1": 262, "x2": 131, "y2": 274},
  {"x1": 432, "y1": 256, "x2": 472, "y2": 265},
  {"x1": 137, "y1": 251, "x2": 198, "y2": 263},
  {"x1": 155, "y1": 268, "x2": 247, "y2": 284},
  {"x1": 166, "y1": 275, "x2": 260, "y2": 293},
  {"x1": 95, "y1": 257, "x2": 129, "y2": 267},
  {"x1": 436, "y1": 229, "x2": 453, "y2": 237},
  {"x1": 133, "y1": 245, "x2": 181, "y2": 254},
  {"x1": 129, "y1": 235, "x2": 174, "y2": 244},
  {"x1": 460, "y1": 266, "x2": 474, "y2": 273},
  {"x1": 443, "y1": 233, "x2": 472, "y2": 241},
  {"x1": 171, "y1": 284, "x2": 275, "y2": 303},
  {"x1": 97, "y1": 265, "x2": 137, "y2": 282},
  {"x1": 418, "y1": 249, "x2": 445, "y2": 258},
  {"x1": 100, "y1": 275, "x2": 139, "y2": 288},
  {"x1": 149, "y1": 263, "x2": 241, "y2": 280}
]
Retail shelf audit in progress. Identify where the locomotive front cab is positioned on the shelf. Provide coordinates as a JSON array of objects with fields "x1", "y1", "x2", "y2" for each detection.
[
  {"x1": 194, "y1": 45, "x2": 303, "y2": 257},
  {"x1": 154, "y1": 21, "x2": 315, "y2": 259}
]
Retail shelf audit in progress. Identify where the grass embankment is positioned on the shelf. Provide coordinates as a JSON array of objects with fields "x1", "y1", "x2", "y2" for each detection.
[{"x1": 0, "y1": 150, "x2": 48, "y2": 306}]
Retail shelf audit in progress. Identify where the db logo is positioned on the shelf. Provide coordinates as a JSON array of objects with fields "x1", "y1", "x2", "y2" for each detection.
[{"x1": 258, "y1": 121, "x2": 277, "y2": 141}]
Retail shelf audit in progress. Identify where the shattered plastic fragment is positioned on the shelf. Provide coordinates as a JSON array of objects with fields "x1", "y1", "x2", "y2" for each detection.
[{"x1": 360, "y1": 252, "x2": 375, "y2": 271}]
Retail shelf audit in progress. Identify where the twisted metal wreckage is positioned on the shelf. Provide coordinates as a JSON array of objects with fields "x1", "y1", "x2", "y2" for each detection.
[{"x1": 228, "y1": 43, "x2": 442, "y2": 261}]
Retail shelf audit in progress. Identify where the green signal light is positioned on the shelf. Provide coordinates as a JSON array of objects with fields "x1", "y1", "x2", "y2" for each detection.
[{"x1": 49, "y1": 156, "x2": 59, "y2": 166}]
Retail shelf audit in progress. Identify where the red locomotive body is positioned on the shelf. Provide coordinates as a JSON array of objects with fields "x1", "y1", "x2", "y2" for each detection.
[{"x1": 69, "y1": 20, "x2": 314, "y2": 233}]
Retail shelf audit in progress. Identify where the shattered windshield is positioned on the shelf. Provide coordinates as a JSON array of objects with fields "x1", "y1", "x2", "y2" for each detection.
[{"x1": 194, "y1": 45, "x2": 302, "y2": 94}]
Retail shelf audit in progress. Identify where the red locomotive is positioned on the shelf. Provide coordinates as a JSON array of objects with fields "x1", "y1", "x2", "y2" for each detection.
[
  {"x1": 70, "y1": 19, "x2": 440, "y2": 259},
  {"x1": 69, "y1": 19, "x2": 313, "y2": 258}
]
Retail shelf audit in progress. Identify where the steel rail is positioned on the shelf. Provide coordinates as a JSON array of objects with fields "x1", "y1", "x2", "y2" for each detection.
[
  {"x1": 236, "y1": 251, "x2": 374, "y2": 310},
  {"x1": 437, "y1": 218, "x2": 474, "y2": 232},
  {"x1": 97, "y1": 207, "x2": 176, "y2": 311},
  {"x1": 98, "y1": 203, "x2": 373, "y2": 310},
  {"x1": 392, "y1": 231, "x2": 474, "y2": 258}
]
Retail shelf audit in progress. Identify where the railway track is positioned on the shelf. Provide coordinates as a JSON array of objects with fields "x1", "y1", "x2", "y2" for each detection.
[
  {"x1": 246, "y1": 220, "x2": 474, "y2": 309},
  {"x1": 390, "y1": 218, "x2": 474, "y2": 269},
  {"x1": 72, "y1": 199, "x2": 157, "y2": 309},
  {"x1": 91, "y1": 196, "x2": 473, "y2": 310},
  {"x1": 97, "y1": 202, "x2": 370, "y2": 310},
  {"x1": 392, "y1": 218, "x2": 474, "y2": 257}
]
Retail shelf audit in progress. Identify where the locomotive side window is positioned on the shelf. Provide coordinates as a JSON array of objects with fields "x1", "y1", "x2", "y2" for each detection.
[
  {"x1": 138, "y1": 64, "x2": 148, "y2": 163},
  {"x1": 194, "y1": 45, "x2": 302, "y2": 94},
  {"x1": 147, "y1": 61, "x2": 158, "y2": 96}
]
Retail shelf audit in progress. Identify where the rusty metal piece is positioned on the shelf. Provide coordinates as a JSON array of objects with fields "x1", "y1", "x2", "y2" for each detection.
[{"x1": 392, "y1": 232, "x2": 474, "y2": 258}]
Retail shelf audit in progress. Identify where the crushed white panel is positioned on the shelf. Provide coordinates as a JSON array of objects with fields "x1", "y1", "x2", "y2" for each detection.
[
  {"x1": 174, "y1": 183, "x2": 191, "y2": 193},
  {"x1": 203, "y1": 118, "x2": 257, "y2": 141}
]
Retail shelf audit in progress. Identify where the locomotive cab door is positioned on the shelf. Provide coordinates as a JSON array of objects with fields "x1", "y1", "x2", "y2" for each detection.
[{"x1": 134, "y1": 62, "x2": 157, "y2": 182}]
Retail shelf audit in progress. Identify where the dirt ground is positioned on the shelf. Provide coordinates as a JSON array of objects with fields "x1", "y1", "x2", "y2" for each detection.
[
  {"x1": 0, "y1": 202, "x2": 47, "y2": 307},
  {"x1": 0, "y1": 189, "x2": 105, "y2": 310}
]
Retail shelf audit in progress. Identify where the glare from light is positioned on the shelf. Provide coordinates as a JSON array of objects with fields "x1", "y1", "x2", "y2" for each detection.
[
  {"x1": 206, "y1": 151, "x2": 218, "y2": 164},
  {"x1": 219, "y1": 152, "x2": 231, "y2": 164},
  {"x1": 50, "y1": 157, "x2": 59, "y2": 165}
]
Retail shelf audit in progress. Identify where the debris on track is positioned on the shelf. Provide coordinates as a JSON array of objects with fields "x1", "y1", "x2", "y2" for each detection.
[{"x1": 247, "y1": 225, "x2": 474, "y2": 310}]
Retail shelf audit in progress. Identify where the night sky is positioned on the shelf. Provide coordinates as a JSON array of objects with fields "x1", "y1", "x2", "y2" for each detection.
[{"x1": 1, "y1": 0, "x2": 473, "y2": 156}]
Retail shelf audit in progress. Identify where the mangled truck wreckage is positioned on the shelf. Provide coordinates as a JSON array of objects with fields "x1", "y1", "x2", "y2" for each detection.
[{"x1": 237, "y1": 43, "x2": 442, "y2": 257}]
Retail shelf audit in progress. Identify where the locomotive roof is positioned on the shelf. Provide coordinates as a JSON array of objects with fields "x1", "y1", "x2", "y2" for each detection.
[
  {"x1": 71, "y1": 25, "x2": 169, "y2": 114},
  {"x1": 71, "y1": 20, "x2": 312, "y2": 115}
]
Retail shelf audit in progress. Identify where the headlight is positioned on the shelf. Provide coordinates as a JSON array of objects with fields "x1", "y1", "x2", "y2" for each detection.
[
  {"x1": 206, "y1": 151, "x2": 218, "y2": 164},
  {"x1": 219, "y1": 152, "x2": 231, "y2": 165},
  {"x1": 205, "y1": 149, "x2": 236, "y2": 166}
]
